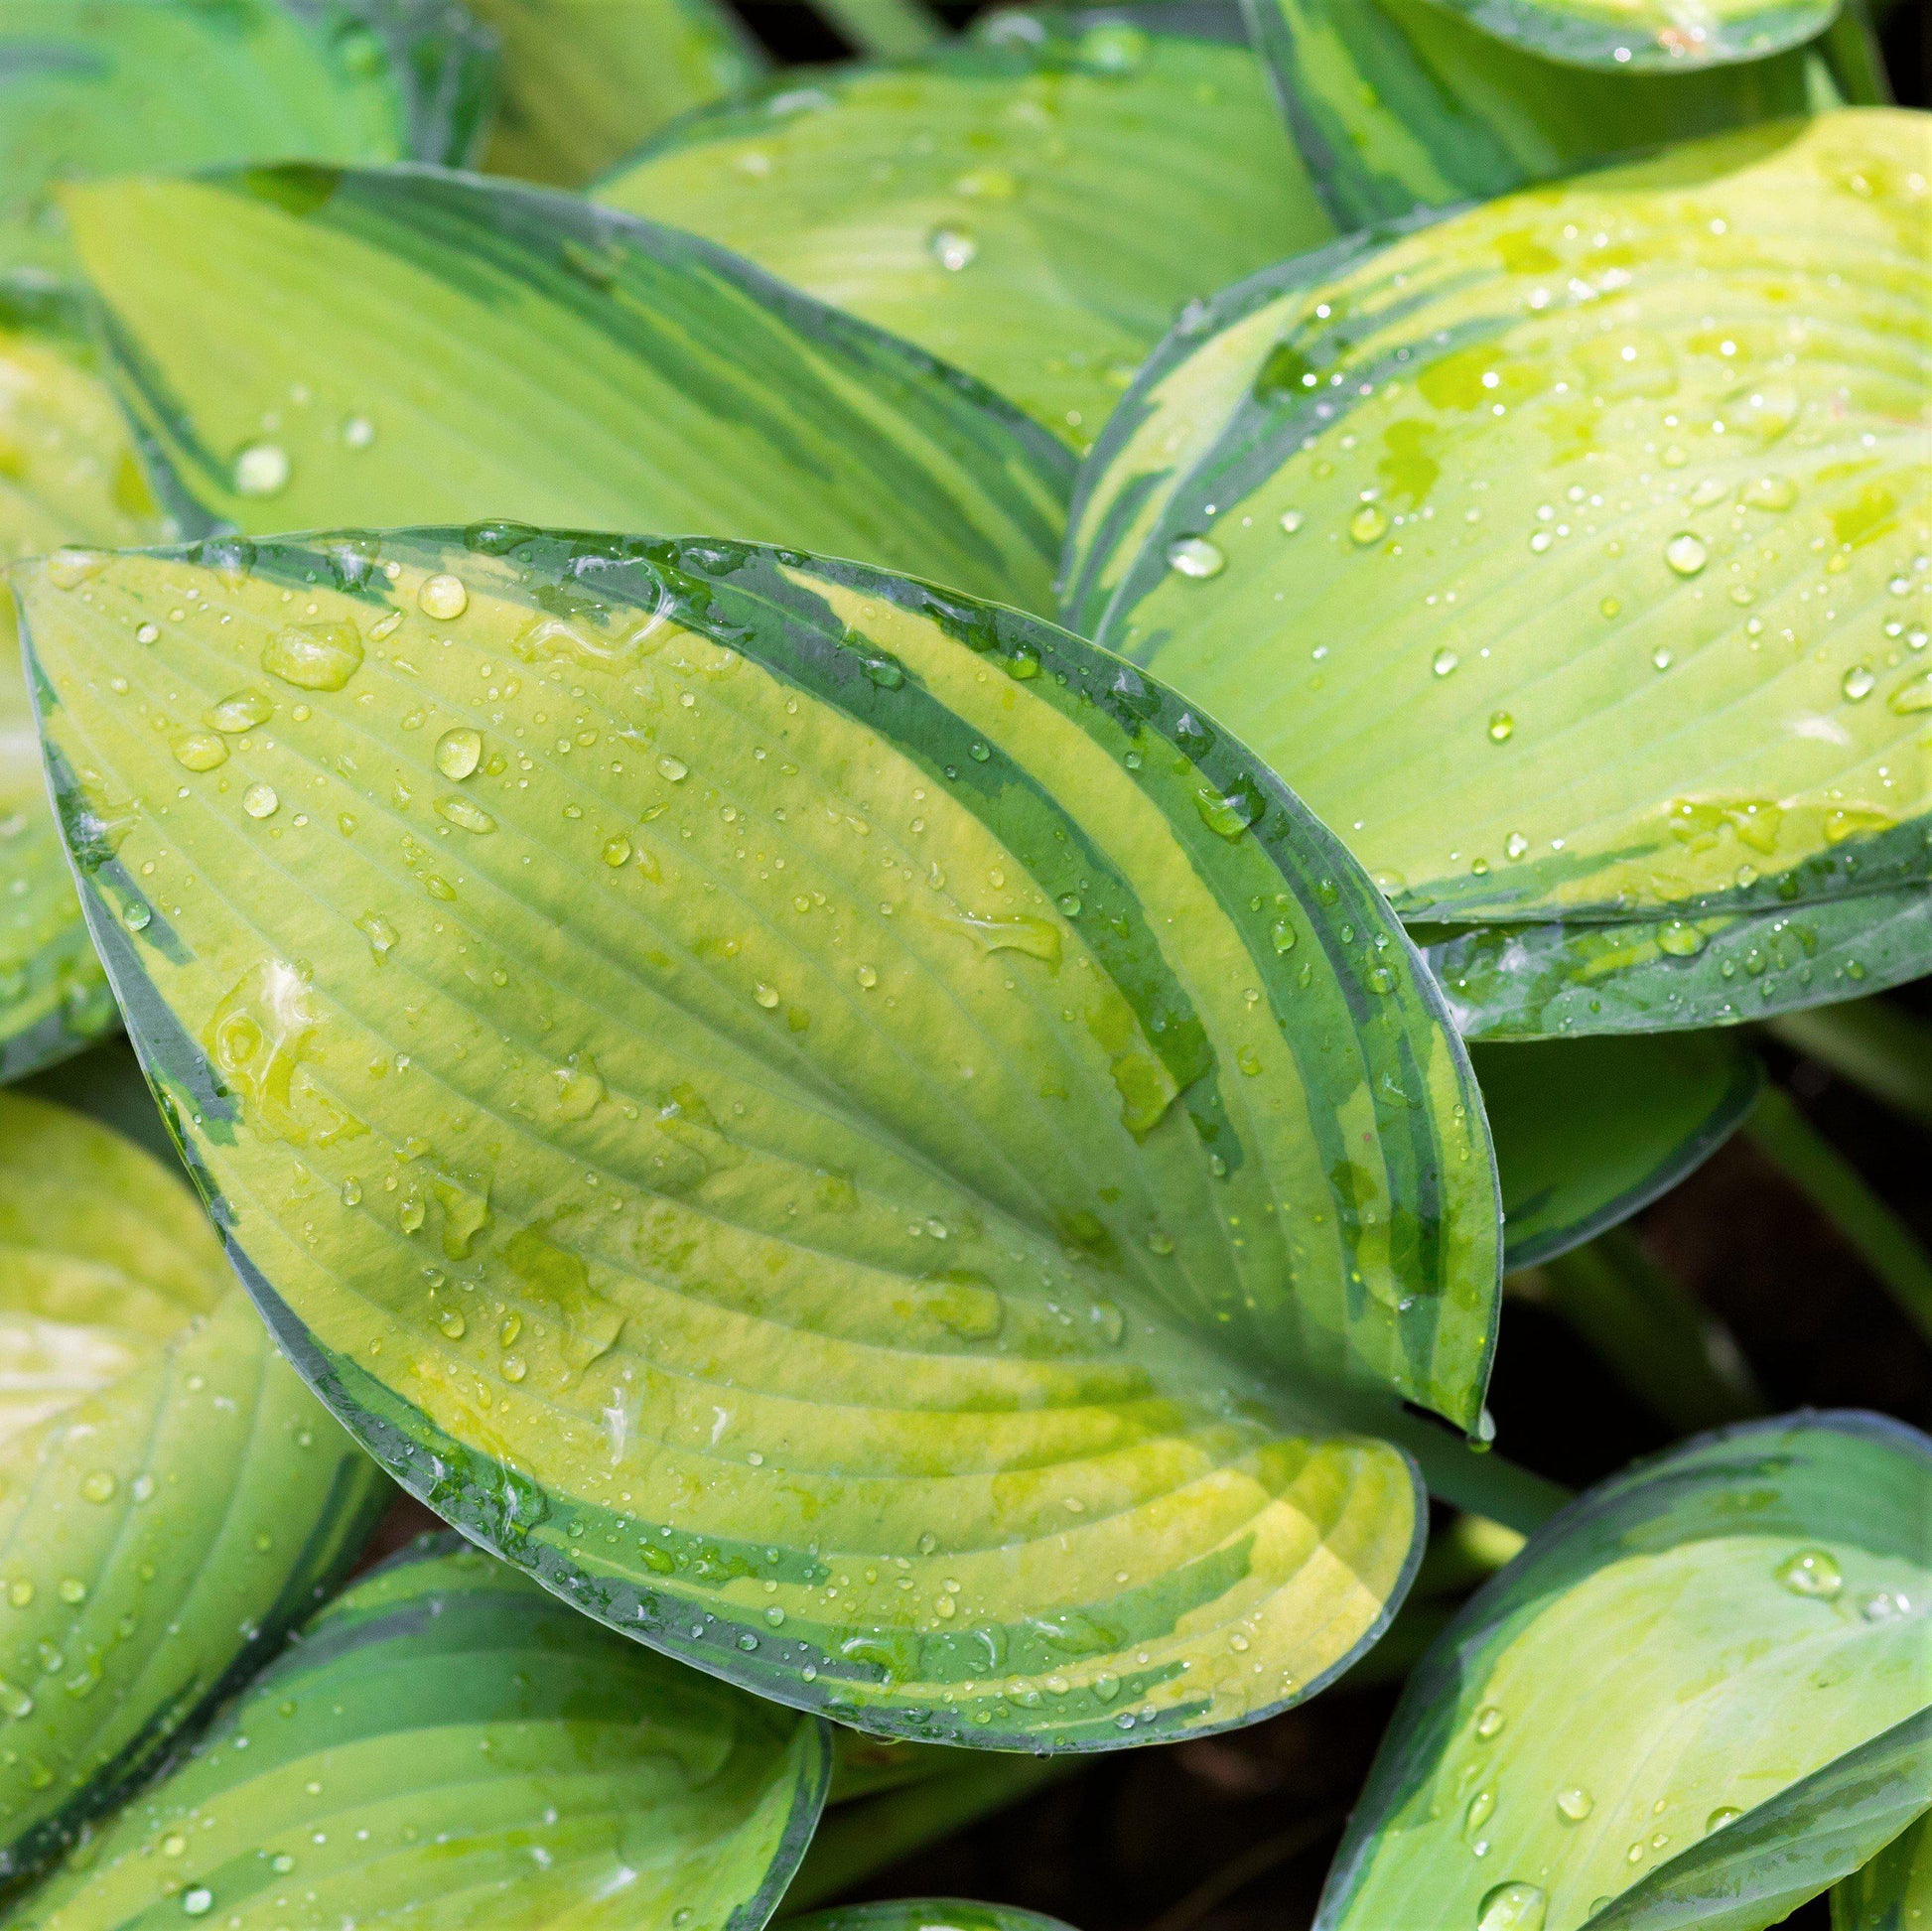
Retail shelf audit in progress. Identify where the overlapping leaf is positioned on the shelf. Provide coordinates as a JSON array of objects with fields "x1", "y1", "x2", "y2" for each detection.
[
  {"x1": 62, "y1": 165, "x2": 1071, "y2": 613},
  {"x1": 1836, "y1": 1805, "x2": 1932, "y2": 1929},
  {"x1": 468, "y1": 0, "x2": 765, "y2": 187},
  {"x1": 1478, "y1": 1032, "x2": 1761, "y2": 1268},
  {"x1": 1411, "y1": 0, "x2": 1841, "y2": 72},
  {"x1": 6, "y1": 1535, "x2": 829, "y2": 1930},
  {"x1": 0, "y1": 323, "x2": 162, "y2": 1078},
  {"x1": 598, "y1": 4, "x2": 1334, "y2": 451},
  {"x1": 1235, "y1": 0, "x2": 1825, "y2": 229},
  {"x1": 0, "y1": 1085, "x2": 386, "y2": 1883},
  {"x1": 1315, "y1": 1412, "x2": 1932, "y2": 1930},
  {"x1": 18, "y1": 526, "x2": 1500, "y2": 1747},
  {"x1": 1063, "y1": 111, "x2": 1932, "y2": 1037},
  {"x1": 784, "y1": 1907, "x2": 1078, "y2": 1931},
  {"x1": 0, "y1": 0, "x2": 491, "y2": 288}
]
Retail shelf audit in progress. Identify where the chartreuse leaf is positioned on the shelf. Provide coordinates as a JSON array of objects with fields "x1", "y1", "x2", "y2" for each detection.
[
  {"x1": 1836, "y1": 1804, "x2": 1932, "y2": 1929},
  {"x1": 0, "y1": 1085, "x2": 387, "y2": 1884},
  {"x1": 17, "y1": 527, "x2": 1501, "y2": 1749},
  {"x1": 1410, "y1": 0, "x2": 1839, "y2": 72},
  {"x1": 0, "y1": 0, "x2": 492, "y2": 287},
  {"x1": 0, "y1": 325, "x2": 162, "y2": 1079},
  {"x1": 1479, "y1": 1032, "x2": 1761, "y2": 1269},
  {"x1": 61, "y1": 166, "x2": 1071, "y2": 614},
  {"x1": 1314, "y1": 1413, "x2": 1932, "y2": 1931},
  {"x1": 783, "y1": 1907, "x2": 1077, "y2": 1931},
  {"x1": 596, "y1": 4, "x2": 1334, "y2": 453},
  {"x1": 6, "y1": 1535, "x2": 830, "y2": 1931},
  {"x1": 466, "y1": 0, "x2": 764, "y2": 188},
  {"x1": 1235, "y1": 0, "x2": 1825, "y2": 230},
  {"x1": 1064, "y1": 111, "x2": 1932, "y2": 1038}
]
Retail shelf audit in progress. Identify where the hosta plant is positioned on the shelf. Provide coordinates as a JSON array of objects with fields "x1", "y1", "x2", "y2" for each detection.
[{"x1": 0, "y1": 0, "x2": 1925, "y2": 1927}]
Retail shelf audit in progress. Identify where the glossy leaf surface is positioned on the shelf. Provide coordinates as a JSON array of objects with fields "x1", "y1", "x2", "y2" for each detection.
[
  {"x1": 468, "y1": 0, "x2": 764, "y2": 187},
  {"x1": 8, "y1": 1535, "x2": 830, "y2": 1931},
  {"x1": 1316, "y1": 1413, "x2": 1932, "y2": 1931},
  {"x1": 598, "y1": 5, "x2": 1334, "y2": 452},
  {"x1": 1412, "y1": 0, "x2": 1840, "y2": 72},
  {"x1": 0, "y1": 0, "x2": 491, "y2": 286},
  {"x1": 64, "y1": 166, "x2": 1071, "y2": 614},
  {"x1": 19, "y1": 527, "x2": 1501, "y2": 1748},
  {"x1": 1065, "y1": 112, "x2": 1932, "y2": 1034},
  {"x1": 1836, "y1": 1805, "x2": 1932, "y2": 1929},
  {"x1": 1479, "y1": 1032, "x2": 1761, "y2": 1268},
  {"x1": 784, "y1": 1907, "x2": 1078, "y2": 1931},
  {"x1": 1237, "y1": 0, "x2": 1823, "y2": 230},
  {"x1": 0, "y1": 326, "x2": 161, "y2": 1078},
  {"x1": 0, "y1": 1087, "x2": 386, "y2": 1882}
]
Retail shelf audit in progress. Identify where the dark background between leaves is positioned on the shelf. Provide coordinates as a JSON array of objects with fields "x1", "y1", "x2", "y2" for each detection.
[{"x1": 361, "y1": 10, "x2": 1932, "y2": 1925}]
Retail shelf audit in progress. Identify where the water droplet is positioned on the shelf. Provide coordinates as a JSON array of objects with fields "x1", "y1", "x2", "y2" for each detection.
[
  {"x1": 1487, "y1": 713, "x2": 1514, "y2": 744},
  {"x1": 754, "y1": 983, "x2": 779, "y2": 1009},
  {"x1": 58, "y1": 1578, "x2": 84, "y2": 1604},
  {"x1": 0, "y1": 1676, "x2": 31, "y2": 1720},
  {"x1": 1167, "y1": 536, "x2": 1225, "y2": 580},
  {"x1": 1433, "y1": 648, "x2": 1459, "y2": 677},
  {"x1": 500, "y1": 1354, "x2": 527, "y2": 1383},
  {"x1": 856, "y1": 964, "x2": 879, "y2": 990},
  {"x1": 1464, "y1": 1789, "x2": 1495, "y2": 1838},
  {"x1": 161, "y1": 1833, "x2": 188, "y2": 1857},
  {"x1": 1842, "y1": 664, "x2": 1876, "y2": 702},
  {"x1": 1657, "y1": 920, "x2": 1706, "y2": 957},
  {"x1": 1504, "y1": 832, "x2": 1529, "y2": 861},
  {"x1": 1056, "y1": 891, "x2": 1083, "y2": 916},
  {"x1": 80, "y1": 1470, "x2": 116, "y2": 1504},
  {"x1": 437, "y1": 797, "x2": 496, "y2": 835},
  {"x1": 182, "y1": 1886, "x2": 213, "y2": 1916},
  {"x1": 1195, "y1": 781, "x2": 1262, "y2": 840},
  {"x1": 1474, "y1": 1705, "x2": 1506, "y2": 1739},
  {"x1": 173, "y1": 734, "x2": 228, "y2": 772},
  {"x1": 123, "y1": 902, "x2": 152, "y2": 932},
  {"x1": 418, "y1": 574, "x2": 470, "y2": 620},
  {"x1": 1775, "y1": 1546, "x2": 1842, "y2": 1598},
  {"x1": 135, "y1": 621, "x2": 161, "y2": 645},
  {"x1": 8, "y1": 1581, "x2": 33, "y2": 1606},
  {"x1": 342, "y1": 415, "x2": 375, "y2": 449},
  {"x1": 1556, "y1": 1787, "x2": 1593, "y2": 1822},
  {"x1": 233, "y1": 444, "x2": 290, "y2": 496},
  {"x1": 435, "y1": 727, "x2": 483, "y2": 779},
  {"x1": 1705, "y1": 1806, "x2": 1742, "y2": 1835},
  {"x1": 1742, "y1": 475, "x2": 1797, "y2": 511},
  {"x1": 1271, "y1": 918, "x2": 1297, "y2": 953},
  {"x1": 1475, "y1": 1881, "x2": 1545, "y2": 1931},
  {"x1": 207, "y1": 689, "x2": 273, "y2": 734},
  {"x1": 356, "y1": 912, "x2": 398, "y2": 962},
  {"x1": 551, "y1": 1052, "x2": 606, "y2": 1120},
  {"x1": 437, "y1": 1308, "x2": 467, "y2": 1339},
  {"x1": 602, "y1": 834, "x2": 632, "y2": 867},
  {"x1": 928, "y1": 226, "x2": 977, "y2": 271},
  {"x1": 1664, "y1": 532, "x2": 1709, "y2": 577},
  {"x1": 45, "y1": 547, "x2": 108, "y2": 590},
  {"x1": 658, "y1": 755, "x2": 688, "y2": 782},
  {"x1": 1349, "y1": 503, "x2": 1390, "y2": 545},
  {"x1": 243, "y1": 784, "x2": 279, "y2": 820},
  {"x1": 1280, "y1": 509, "x2": 1305, "y2": 534},
  {"x1": 262, "y1": 621, "x2": 363, "y2": 692},
  {"x1": 1888, "y1": 670, "x2": 1932, "y2": 714}
]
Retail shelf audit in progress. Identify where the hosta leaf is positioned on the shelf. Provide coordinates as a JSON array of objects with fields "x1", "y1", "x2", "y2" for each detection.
[
  {"x1": 62, "y1": 166, "x2": 1071, "y2": 614},
  {"x1": 1314, "y1": 1412, "x2": 1932, "y2": 1931},
  {"x1": 1064, "y1": 112, "x2": 1932, "y2": 1036},
  {"x1": 0, "y1": 0, "x2": 492, "y2": 287},
  {"x1": 0, "y1": 1086, "x2": 386, "y2": 1882},
  {"x1": 1421, "y1": 886, "x2": 1932, "y2": 1039},
  {"x1": 596, "y1": 4, "x2": 1334, "y2": 452},
  {"x1": 1410, "y1": 0, "x2": 1840, "y2": 72},
  {"x1": 1236, "y1": 0, "x2": 1824, "y2": 230},
  {"x1": 1836, "y1": 1804, "x2": 1932, "y2": 1929},
  {"x1": 7, "y1": 1535, "x2": 830, "y2": 1931},
  {"x1": 467, "y1": 0, "x2": 765, "y2": 188},
  {"x1": 18, "y1": 527, "x2": 1501, "y2": 1748},
  {"x1": 783, "y1": 1907, "x2": 1077, "y2": 1931},
  {"x1": 0, "y1": 323, "x2": 162, "y2": 1079},
  {"x1": 1480, "y1": 1032, "x2": 1761, "y2": 1269}
]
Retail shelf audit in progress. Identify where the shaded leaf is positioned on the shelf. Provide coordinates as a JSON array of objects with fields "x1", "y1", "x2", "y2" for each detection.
[
  {"x1": 1235, "y1": 0, "x2": 1824, "y2": 230},
  {"x1": 0, "y1": 324, "x2": 162, "y2": 1079},
  {"x1": 1410, "y1": 0, "x2": 1841, "y2": 72},
  {"x1": 0, "y1": 0, "x2": 492, "y2": 287},
  {"x1": 1064, "y1": 111, "x2": 1932, "y2": 1035},
  {"x1": 468, "y1": 0, "x2": 764, "y2": 188},
  {"x1": 18, "y1": 526, "x2": 1501, "y2": 1748},
  {"x1": 1480, "y1": 1032, "x2": 1762, "y2": 1269},
  {"x1": 1835, "y1": 1804, "x2": 1932, "y2": 1929},
  {"x1": 598, "y1": 4, "x2": 1334, "y2": 451},
  {"x1": 0, "y1": 1085, "x2": 387, "y2": 1882},
  {"x1": 6, "y1": 1534, "x2": 829, "y2": 1930},
  {"x1": 1315, "y1": 1412, "x2": 1932, "y2": 1931},
  {"x1": 783, "y1": 1907, "x2": 1079, "y2": 1931},
  {"x1": 63, "y1": 165, "x2": 1072, "y2": 614}
]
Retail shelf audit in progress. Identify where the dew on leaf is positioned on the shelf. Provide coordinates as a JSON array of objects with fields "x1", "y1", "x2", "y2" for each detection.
[
  {"x1": 1167, "y1": 536, "x2": 1225, "y2": 580},
  {"x1": 418, "y1": 573, "x2": 470, "y2": 620},
  {"x1": 1775, "y1": 1546, "x2": 1842, "y2": 1598},
  {"x1": 435, "y1": 728, "x2": 483, "y2": 779},
  {"x1": 1475, "y1": 1881, "x2": 1545, "y2": 1931},
  {"x1": 1664, "y1": 532, "x2": 1709, "y2": 577},
  {"x1": 232, "y1": 443, "x2": 290, "y2": 496}
]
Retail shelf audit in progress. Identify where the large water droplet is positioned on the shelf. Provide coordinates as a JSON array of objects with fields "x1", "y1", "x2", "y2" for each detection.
[
  {"x1": 1775, "y1": 1546, "x2": 1842, "y2": 1598},
  {"x1": 262, "y1": 621, "x2": 363, "y2": 692},
  {"x1": 356, "y1": 912, "x2": 397, "y2": 962},
  {"x1": 173, "y1": 734, "x2": 228, "y2": 772},
  {"x1": 1705, "y1": 1805, "x2": 1743, "y2": 1835},
  {"x1": 1349, "y1": 502, "x2": 1390, "y2": 545},
  {"x1": 435, "y1": 728, "x2": 483, "y2": 779},
  {"x1": 1842, "y1": 664, "x2": 1876, "y2": 702},
  {"x1": 1656, "y1": 920, "x2": 1706, "y2": 957},
  {"x1": 1487, "y1": 713, "x2": 1514, "y2": 744},
  {"x1": 1556, "y1": 1787, "x2": 1593, "y2": 1822},
  {"x1": 1433, "y1": 648, "x2": 1459, "y2": 677},
  {"x1": 1167, "y1": 535, "x2": 1225, "y2": 580},
  {"x1": 242, "y1": 784, "x2": 279, "y2": 820},
  {"x1": 1664, "y1": 532, "x2": 1709, "y2": 577},
  {"x1": 437, "y1": 797, "x2": 496, "y2": 835},
  {"x1": 207, "y1": 689, "x2": 273, "y2": 734},
  {"x1": 1475, "y1": 1882, "x2": 1545, "y2": 1931},
  {"x1": 418, "y1": 574, "x2": 470, "y2": 621},
  {"x1": 232, "y1": 444, "x2": 290, "y2": 497},
  {"x1": 928, "y1": 226, "x2": 977, "y2": 271}
]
